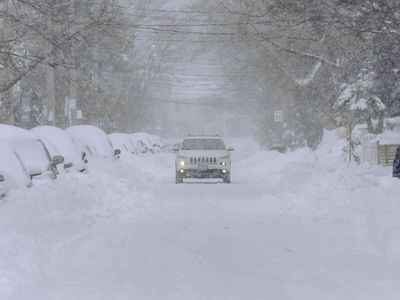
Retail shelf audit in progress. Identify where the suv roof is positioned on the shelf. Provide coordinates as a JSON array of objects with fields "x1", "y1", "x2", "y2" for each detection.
[{"x1": 185, "y1": 134, "x2": 221, "y2": 139}]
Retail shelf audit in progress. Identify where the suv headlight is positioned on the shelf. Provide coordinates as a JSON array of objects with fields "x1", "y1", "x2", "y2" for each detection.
[
  {"x1": 177, "y1": 156, "x2": 187, "y2": 167},
  {"x1": 219, "y1": 155, "x2": 230, "y2": 166}
]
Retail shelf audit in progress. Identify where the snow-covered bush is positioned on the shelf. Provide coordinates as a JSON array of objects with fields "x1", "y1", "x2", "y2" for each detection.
[
  {"x1": 335, "y1": 70, "x2": 386, "y2": 134},
  {"x1": 334, "y1": 70, "x2": 387, "y2": 162}
]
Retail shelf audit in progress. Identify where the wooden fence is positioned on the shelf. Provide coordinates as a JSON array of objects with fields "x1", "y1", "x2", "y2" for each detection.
[
  {"x1": 361, "y1": 138, "x2": 399, "y2": 166},
  {"x1": 377, "y1": 143, "x2": 400, "y2": 166},
  {"x1": 362, "y1": 141, "x2": 379, "y2": 165}
]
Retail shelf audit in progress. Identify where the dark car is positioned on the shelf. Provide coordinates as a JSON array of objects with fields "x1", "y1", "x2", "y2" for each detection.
[{"x1": 393, "y1": 146, "x2": 400, "y2": 178}]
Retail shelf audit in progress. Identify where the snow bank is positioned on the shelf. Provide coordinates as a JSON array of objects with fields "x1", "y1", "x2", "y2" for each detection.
[
  {"x1": 371, "y1": 131, "x2": 400, "y2": 145},
  {"x1": 109, "y1": 133, "x2": 135, "y2": 155},
  {"x1": 110, "y1": 132, "x2": 166, "y2": 156},
  {"x1": 0, "y1": 124, "x2": 33, "y2": 139},
  {"x1": 1, "y1": 131, "x2": 400, "y2": 299},
  {"x1": 236, "y1": 131, "x2": 399, "y2": 221},
  {"x1": 130, "y1": 132, "x2": 164, "y2": 154}
]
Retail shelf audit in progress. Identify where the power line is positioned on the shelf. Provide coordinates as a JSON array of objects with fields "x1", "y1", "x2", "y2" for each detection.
[
  {"x1": 145, "y1": 97, "x2": 261, "y2": 107},
  {"x1": 112, "y1": 4, "x2": 235, "y2": 15},
  {"x1": 126, "y1": 21, "x2": 271, "y2": 28},
  {"x1": 128, "y1": 26, "x2": 236, "y2": 36},
  {"x1": 133, "y1": 37, "x2": 239, "y2": 44}
]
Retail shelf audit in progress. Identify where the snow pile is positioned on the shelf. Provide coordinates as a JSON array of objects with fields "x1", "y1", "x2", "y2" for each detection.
[
  {"x1": 365, "y1": 118, "x2": 400, "y2": 145},
  {"x1": 0, "y1": 124, "x2": 33, "y2": 140},
  {"x1": 109, "y1": 133, "x2": 135, "y2": 156},
  {"x1": 237, "y1": 130, "x2": 399, "y2": 218},
  {"x1": 110, "y1": 132, "x2": 166, "y2": 155},
  {"x1": 371, "y1": 130, "x2": 400, "y2": 145},
  {"x1": 227, "y1": 137, "x2": 261, "y2": 161},
  {"x1": 386, "y1": 116, "x2": 400, "y2": 131},
  {"x1": 130, "y1": 132, "x2": 164, "y2": 154},
  {"x1": 1, "y1": 129, "x2": 400, "y2": 299}
]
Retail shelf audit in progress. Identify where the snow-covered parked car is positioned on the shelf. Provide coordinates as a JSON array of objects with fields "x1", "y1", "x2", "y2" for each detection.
[
  {"x1": 11, "y1": 138, "x2": 63, "y2": 181},
  {"x1": 0, "y1": 125, "x2": 63, "y2": 183},
  {"x1": 0, "y1": 173, "x2": 7, "y2": 198},
  {"x1": 32, "y1": 126, "x2": 88, "y2": 172},
  {"x1": 109, "y1": 133, "x2": 136, "y2": 155},
  {"x1": 0, "y1": 140, "x2": 32, "y2": 195},
  {"x1": 67, "y1": 125, "x2": 120, "y2": 159},
  {"x1": 131, "y1": 133, "x2": 163, "y2": 154},
  {"x1": 163, "y1": 141, "x2": 181, "y2": 153},
  {"x1": 393, "y1": 146, "x2": 400, "y2": 178}
]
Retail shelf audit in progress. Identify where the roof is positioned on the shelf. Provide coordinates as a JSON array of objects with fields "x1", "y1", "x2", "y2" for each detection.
[{"x1": 185, "y1": 134, "x2": 221, "y2": 139}]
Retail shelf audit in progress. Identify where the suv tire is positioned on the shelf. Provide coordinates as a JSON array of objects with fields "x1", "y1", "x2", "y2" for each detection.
[
  {"x1": 223, "y1": 175, "x2": 231, "y2": 184},
  {"x1": 176, "y1": 173, "x2": 183, "y2": 184}
]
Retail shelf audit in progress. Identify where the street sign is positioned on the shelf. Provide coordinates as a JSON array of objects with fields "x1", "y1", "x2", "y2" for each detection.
[
  {"x1": 274, "y1": 110, "x2": 284, "y2": 122},
  {"x1": 76, "y1": 110, "x2": 83, "y2": 120}
]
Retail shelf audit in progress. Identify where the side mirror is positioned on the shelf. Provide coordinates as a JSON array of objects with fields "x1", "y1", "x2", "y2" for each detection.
[
  {"x1": 227, "y1": 147, "x2": 234, "y2": 152},
  {"x1": 82, "y1": 152, "x2": 89, "y2": 164},
  {"x1": 172, "y1": 144, "x2": 180, "y2": 153},
  {"x1": 64, "y1": 162, "x2": 73, "y2": 169},
  {"x1": 0, "y1": 174, "x2": 5, "y2": 182},
  {"x1": 29, "y1": 169, "x2": 43, "y2": 179},
  {"x1": 270, "y1": 145, "x2": 287, "y2": 153},
  {"x1": 114, "y1": 149, "x2": 121, "y2": 158},
  {"x1": 52, "y1": 155, "x2": 65, "y2": 166}
]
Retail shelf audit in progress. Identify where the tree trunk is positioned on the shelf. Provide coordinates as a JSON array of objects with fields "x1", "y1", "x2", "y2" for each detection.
[
  {"x1": 46, "y1": 10, "x2": 56, "y2": 126},
  {"x1": 0, "y1": 0, "x2": 15, "y2": 125},
  {"x1": 367, "y1": 112, "x2": 384, "y2": 134}
]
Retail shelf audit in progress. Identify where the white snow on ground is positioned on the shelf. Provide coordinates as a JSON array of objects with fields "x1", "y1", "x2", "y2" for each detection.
[{"x1": 1, "y1": 131, "x2": 400, "y2": 300}]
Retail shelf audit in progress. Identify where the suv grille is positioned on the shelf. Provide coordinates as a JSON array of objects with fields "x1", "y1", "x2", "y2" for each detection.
[{"x1": 190, "y1": 157, "x2": 217, "y2": 164}]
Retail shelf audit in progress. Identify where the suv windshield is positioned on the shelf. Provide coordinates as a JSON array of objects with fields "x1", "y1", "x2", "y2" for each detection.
[{"x1": 182, "y1": 138, "x2": 226, "y2": 150}]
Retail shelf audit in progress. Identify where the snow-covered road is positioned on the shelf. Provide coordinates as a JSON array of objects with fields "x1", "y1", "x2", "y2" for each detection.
[{"x1": 1, "y1": 135, "x2": 400, "y2": 300}]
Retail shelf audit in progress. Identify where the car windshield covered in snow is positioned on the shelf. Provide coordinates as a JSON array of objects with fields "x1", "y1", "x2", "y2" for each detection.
[
  {"x1": 0, "y1": 140, "x2": 31, "y2": 188},
  {"x1": 12, "y1": 139, "x2": 51, "y2": 176},
  {"x1": 182, "y1": 138, "x2": 226, "y2": 150}
]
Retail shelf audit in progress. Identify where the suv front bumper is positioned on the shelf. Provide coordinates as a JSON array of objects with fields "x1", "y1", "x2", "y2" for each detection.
[{"x1": 177, "y1": 168, "x2": 229, "y2": 179}]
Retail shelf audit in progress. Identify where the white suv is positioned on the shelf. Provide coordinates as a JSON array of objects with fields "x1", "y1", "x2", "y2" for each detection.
[{"x1": 175, "y1": 135, "x2": 233, "y2": 184}]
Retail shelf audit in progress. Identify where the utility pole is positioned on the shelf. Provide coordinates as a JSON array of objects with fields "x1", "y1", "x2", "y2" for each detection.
[{"x1": 46, "y1": 66, "x2": 56, "y2": 125}]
